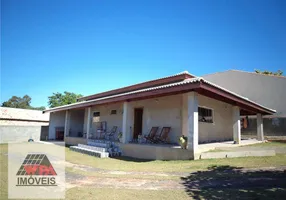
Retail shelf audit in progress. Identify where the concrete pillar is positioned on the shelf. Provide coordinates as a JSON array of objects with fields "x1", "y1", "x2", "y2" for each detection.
[
  {"x1": 181, "y1": 93, "x2": 188, "y2": 139},
  {"x1": 122, "y1": 102, "x2": 132, "y2": 143},
  {"x1": 257, "y1": 113, "x2": 264, "y2": 141},
  {"x1": 185, "y1": 92, "x2": 199, "y2": 155},
  {"x1": 233, "y1": 106, "x2": 241, "y2": 144},
  {"x1": 86, "y1": 107, "x2": 91, "y2": 140},
  {"x1": 64, "y1": 110, "x2": 70, "y2": 137}
]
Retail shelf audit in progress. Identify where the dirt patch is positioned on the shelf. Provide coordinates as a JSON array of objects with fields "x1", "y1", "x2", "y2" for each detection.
[
  {"x1": 65, "y1": 162, "x2": 187, "y2": 190},
  {"x1": 66, "y1": 162, "x2": 286, "y2": 191},
  {"x1": 72, "y1": 176, "x2": 184, "y2": 190}
]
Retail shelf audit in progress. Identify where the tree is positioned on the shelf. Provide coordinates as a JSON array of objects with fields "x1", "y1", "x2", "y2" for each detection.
[
  {"x1": 1, "y1": 95, "x2": 46, "y2": 110},
  {"x1": 2, "y1": 95, "x2": 31, "y2": 109},
  {"x1": 48, "y1": 91, "x2": 83, "y2": 108},
  {"x1": 30, "y1": 106, "x2": 46, "y2": 111},
  {"x1": 255, "y1": 69, "x2": 283, "y2": 76}
]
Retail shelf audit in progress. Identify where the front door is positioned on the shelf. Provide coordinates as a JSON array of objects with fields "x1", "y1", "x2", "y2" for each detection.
[{"x1": 133, "y1": 108, "x2": 143, "y2": 139}]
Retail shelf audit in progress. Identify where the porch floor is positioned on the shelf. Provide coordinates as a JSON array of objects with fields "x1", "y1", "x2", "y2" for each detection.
[{"x1": 92, "y1": 138, "x2": 263, "y2": 153}]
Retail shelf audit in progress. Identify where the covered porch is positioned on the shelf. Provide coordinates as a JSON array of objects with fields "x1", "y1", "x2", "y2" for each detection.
[{"x1": 60, "y1": 91, "x2": 270, "y2": 160}]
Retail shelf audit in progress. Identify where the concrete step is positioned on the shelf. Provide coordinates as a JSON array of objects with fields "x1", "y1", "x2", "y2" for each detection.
[
  {"x1": 109, "y1": 151, "x2": 122, "y2": 157},
  {"x1": 78, "y1": 144, "x2": 107, "y2": 152},
  {"x1": 70, "y1": 146, "x2": 109, "y2": 158},
  {"x1": 85, "y1": 140, "x2": 122, "y2": 158},
  {"x1": 87, "y1": 140, "x2": 111, "y2": 148}
]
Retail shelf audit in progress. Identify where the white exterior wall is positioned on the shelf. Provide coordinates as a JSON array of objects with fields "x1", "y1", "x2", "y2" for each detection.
[
  {"x1": 130, "y1": 95, "x2": 182, "y2": 143},
  {"x1": 48, "y1": 111, "x2": 65, "y2": 139},
  {"x1": 83, "y1": 103, "x2": 123, "y2": 137},
  {"x1": 82, "y1": 95, "x2": 182, "y2": 142},
  {"x1": 80, "y1": 93, "x2": 234, "y2": 143},
  {"x1": 198, "y1": 95, "x2": 233, "y2": 143}
]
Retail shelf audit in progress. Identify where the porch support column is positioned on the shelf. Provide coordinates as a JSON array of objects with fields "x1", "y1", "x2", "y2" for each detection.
[
  {"x1": 233, "y1": 106, "x2": 241, "y2": 144},
  {"x1": 86, "y1": 107, "x2": 91, "y2": 140},
  {"x1": 257, "y1": 113, "x2": 264, "y2": 141},
  {"x1": 64, "y1": 110, "x2": 70, "y2": 137},
  {"x1": 186, "y1": 92, "x2": 199, "y2": 156},
  {"x1": 122, "y1": 102, "x2": 132, "y2": 143}
]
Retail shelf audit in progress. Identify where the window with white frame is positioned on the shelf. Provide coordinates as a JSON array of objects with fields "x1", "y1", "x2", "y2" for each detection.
[{"x1": 198, "y1": 107, "x2": 213, "y2": 123}]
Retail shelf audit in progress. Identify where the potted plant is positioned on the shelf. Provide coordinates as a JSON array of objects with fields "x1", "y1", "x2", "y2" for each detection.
[
  {"x1": 179, "y1": 135, "x2": 188, "y2": 149},
  {"x1": 118, "y1": 132, "x2": 123, "y2": 143}
]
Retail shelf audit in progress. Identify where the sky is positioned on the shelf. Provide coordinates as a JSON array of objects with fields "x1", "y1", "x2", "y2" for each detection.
[{"x1": 1, "y1": 0, "x2": 285, "y2": 107}]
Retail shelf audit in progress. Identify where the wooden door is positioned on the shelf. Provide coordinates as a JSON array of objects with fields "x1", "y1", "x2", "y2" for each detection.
[{"x1": 133, "y1": 108, "x2": 143, "y2": 139}]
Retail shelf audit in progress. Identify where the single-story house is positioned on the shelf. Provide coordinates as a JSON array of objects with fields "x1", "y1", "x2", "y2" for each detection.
[
  {"x1": 43, "y1": 71, "x2": 275, "y2": 160},
  {"x1": 0, "y1": 107, "x2": 50, "y2": 143},
  {"x1": 203, "y1": 70, "x2": 286, "y2": 137}
]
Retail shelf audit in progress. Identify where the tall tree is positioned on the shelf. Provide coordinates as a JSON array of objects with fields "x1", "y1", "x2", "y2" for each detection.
[
  {"x1": 255, "y1": 69, "x2": 283, "y2": 76},
  {"x1": 1, "y1": 95, "x2": 46, "y2": 110},
  {"x1": 2, "y1": 95, "x2": 31, "y2": 109},
  {"x1": 48, "y1": 91, "x2": 83, "y2": 108}
]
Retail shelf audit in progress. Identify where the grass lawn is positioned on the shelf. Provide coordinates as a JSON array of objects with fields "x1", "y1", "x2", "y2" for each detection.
[
  {"x1": 1, "y1": 142, "x2": 286, "y2": 200},
  {"x1": 66, "y1": 188, "x2": 189, "y2": 200},
  {"x1": 65, "y1": 146, "x2": 286, "y2": 173}
]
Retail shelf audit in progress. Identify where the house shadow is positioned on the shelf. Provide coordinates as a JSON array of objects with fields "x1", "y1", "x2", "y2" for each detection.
[
  {"x1": 111, "y1": 156, "x2": 154, "y2": 162},
  {"x1": 181, "y1": 165, "x2": 286, "y2": 200}
]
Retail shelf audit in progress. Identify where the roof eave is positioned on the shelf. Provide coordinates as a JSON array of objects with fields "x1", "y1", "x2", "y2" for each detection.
[
  {"x1": 43, "y1": 81, "x2": 201, "y2": 113},
  {"x1": 78, "y1": 72, "x2": 195, "y2": 101},
  {"x1": 44, "y1": 79, "x2": 276, "y2": 116}
]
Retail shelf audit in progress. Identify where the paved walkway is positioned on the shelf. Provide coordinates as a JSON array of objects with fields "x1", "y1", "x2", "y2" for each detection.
[
  {"x1": 198, "y1": 139, "x2": 263, "y2": 153},
  {"x1": 216, "y1": 145, "x2": 286, "y2": 154}
]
